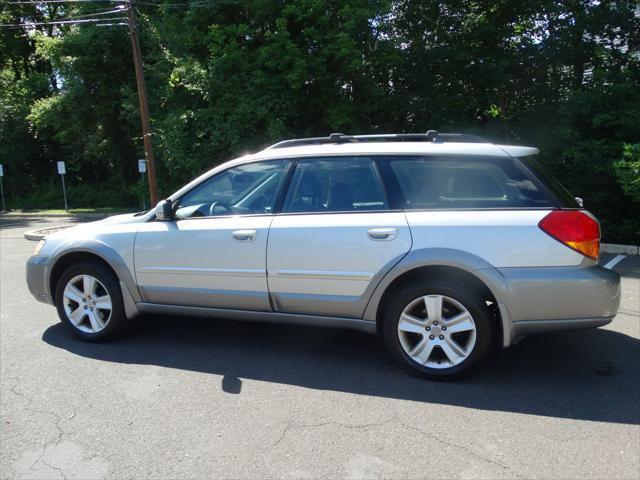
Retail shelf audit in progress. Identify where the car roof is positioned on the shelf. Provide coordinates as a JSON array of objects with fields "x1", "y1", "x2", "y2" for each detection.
[{"x1": 168, "y1": 139, "x2": 539, "y2": 201}]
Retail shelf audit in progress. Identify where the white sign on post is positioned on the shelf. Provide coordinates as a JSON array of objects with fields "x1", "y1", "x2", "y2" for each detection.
[
  {"x1": 138, "y1": 159, "x2": 147, "y2": 173},
  {"x1": 0, "y1": 164, "x2": 4, "y2": 177},
  {"x1": 57, "y1": 161, "x2": 66, "y2": 175}
]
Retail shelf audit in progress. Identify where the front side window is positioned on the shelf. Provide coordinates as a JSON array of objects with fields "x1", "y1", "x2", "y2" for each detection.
[
  {"x1": 282, "y1": 157, "x2": 388, "y2": 213},
  {"x1": 387, "y1": 156, "x2": 554, "y2": 209},
  {"x1": 175, "y1": 160, "x2": 289, "y2": 219}
]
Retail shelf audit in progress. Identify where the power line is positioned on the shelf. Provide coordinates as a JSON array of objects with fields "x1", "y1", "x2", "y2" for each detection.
[
  {"x1": 133, "y1": 0, "x2": 213, "y2": 7},
  {"x1": 8, "y1": 0, "x2": 213, "y2": 9},
  {"x1": 0, "y1": 17, "x2": 126, "y2": 27},
  {"x1": 59, "y1": 7, "x2": 126, "y2": 18},
  {"x1": 48, "y1": 8, "x2": 127, "y2": 22},
  {"x1": 1, "y1": 5, "x2": 129, "y2": 29},
  {"x1": 32, "y1": 8, "x2": 127, "y2": 23},
  {"x1": 9, "y1": 1, "x2": 125, "y2": 4}
]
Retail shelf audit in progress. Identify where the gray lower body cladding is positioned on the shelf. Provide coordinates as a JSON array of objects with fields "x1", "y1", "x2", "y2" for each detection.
[{"x1": 489, "y1": 265, "x2": 620, "y2": 345}]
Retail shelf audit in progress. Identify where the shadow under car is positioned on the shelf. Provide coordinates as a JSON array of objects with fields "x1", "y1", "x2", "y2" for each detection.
[{"x1": 42, "y1": 314, "x2": 639, "y2": 425}]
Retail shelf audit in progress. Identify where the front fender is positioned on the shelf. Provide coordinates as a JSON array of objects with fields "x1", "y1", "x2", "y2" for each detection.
[{"x1": 48, "y1": 239, "x2": 141, "y2": 303}]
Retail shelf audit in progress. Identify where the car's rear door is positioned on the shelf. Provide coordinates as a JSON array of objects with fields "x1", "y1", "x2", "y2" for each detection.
[{"x1": 267, "y1": 157, "x2": 411, "y2": 318}]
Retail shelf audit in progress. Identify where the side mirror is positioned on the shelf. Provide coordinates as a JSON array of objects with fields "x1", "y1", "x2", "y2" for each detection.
[{"x1": 155, "y1": 199, "x2": 173, "y2": 220}]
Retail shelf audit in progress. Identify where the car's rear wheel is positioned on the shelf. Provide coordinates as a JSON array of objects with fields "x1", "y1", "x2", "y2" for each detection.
[
  {"x1": 54, "y1": 262, "x2": 127, "y2": 341},
  {"x1": 382, "y1": 278, "x2": 495, "y2": 378}
]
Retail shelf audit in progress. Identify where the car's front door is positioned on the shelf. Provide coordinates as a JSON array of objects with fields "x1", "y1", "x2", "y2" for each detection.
[
  {"x1": 134, "y1": 159, "x2": 290, "y2": 311},
  {"x1": 267, "y1": 157, "x2": 411, "y2": 318}
]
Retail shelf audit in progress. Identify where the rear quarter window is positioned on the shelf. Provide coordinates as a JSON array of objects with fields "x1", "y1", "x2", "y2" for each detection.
[{"x1": 386, "y1": 155, "x2": 556, "y2": 209}]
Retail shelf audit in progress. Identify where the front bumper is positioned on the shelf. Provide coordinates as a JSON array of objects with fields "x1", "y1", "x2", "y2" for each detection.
[
  {"x1": 26, "y1": 255, "x2": 53, "y2": 305},
  {"x1": 491, "y1": 265, "x2": 621, "y2": 346}
]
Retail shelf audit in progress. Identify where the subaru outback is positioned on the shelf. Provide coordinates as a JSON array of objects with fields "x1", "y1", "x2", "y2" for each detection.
[{"x1": 26, "y1": 132, "x2": 621, "y2": 377}]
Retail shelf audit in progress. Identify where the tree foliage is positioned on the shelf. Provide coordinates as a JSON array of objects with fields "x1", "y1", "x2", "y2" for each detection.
[
  {"x1": 615, "y1": 143, "x2": 640, "y2": 203},
  {"x1": 0, "y1": 0, "x2": 639, "y2": 242}
]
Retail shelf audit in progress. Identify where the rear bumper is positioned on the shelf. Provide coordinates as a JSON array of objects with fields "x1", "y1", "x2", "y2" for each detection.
[
  {"x1": 488, "y1": 265, "x2": 621, "y2": 346},
  {"x1": 26, "y1": 255, "x2": 53, "y2": 305}
]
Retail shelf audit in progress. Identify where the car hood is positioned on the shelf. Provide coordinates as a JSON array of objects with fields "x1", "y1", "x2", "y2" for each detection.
[
  {"x1": 96, "y1": 212, "x2": 150, "y2": 225},
  {"x1": 43, "y1": 212, "x2": 150, "y2": 244}
]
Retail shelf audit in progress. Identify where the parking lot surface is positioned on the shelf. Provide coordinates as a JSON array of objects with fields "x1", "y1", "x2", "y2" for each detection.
[{"x1": 1, "y1": 217, "x2": 639, "y2": 479}]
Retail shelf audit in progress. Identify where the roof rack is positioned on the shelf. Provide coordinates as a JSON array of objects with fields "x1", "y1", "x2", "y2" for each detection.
[{"x1": 266, "y1": 131, "x2": 490, "y2": 149}]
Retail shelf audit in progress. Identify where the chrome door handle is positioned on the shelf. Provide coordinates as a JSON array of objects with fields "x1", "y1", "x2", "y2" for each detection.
[
  {"x1": 367, "y1": 228, "x2": 398, "y2": 241},
  {"x1": 232, "y1": 230, "x2": 257, "y2": 242}
]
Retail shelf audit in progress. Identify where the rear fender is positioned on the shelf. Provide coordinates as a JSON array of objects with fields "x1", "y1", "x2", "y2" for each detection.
[{"x1": 362, "y1": 248, "x2": 515, "y2": 346}]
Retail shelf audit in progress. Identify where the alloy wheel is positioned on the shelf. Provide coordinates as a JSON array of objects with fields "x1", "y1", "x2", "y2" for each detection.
[
  {"x1": 397, "y1": 294, "x2": 477, "y2": 369},
  {"x1": 62, "y1": 274, "x2": 112, "y2": 333}
]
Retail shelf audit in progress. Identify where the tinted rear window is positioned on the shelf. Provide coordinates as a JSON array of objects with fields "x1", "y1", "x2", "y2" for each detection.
[
  {"x1": 387, "y1": 156, "x2": 555, "y2": 209},
  {"x1": 521, "y1": 156, "x2": 579, "y2": 208}
]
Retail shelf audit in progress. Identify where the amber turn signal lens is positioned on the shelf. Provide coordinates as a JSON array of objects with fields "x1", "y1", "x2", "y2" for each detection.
[{"x1": 565, "y1": 239, "x2": 600, "y2": 260}]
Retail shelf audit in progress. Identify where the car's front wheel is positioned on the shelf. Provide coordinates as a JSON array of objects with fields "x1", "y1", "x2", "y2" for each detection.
[
  {"x1": 382, "y1": 278, "x2": 495, "y2": 378},
  {"x1": 54, "y1": 261, "x2": 127, "y2": 341}
]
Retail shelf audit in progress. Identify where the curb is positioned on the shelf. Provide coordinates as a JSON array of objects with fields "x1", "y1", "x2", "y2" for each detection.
[
  {"x1": 24, "y1": 224, "x2": 75, "y2": 241},
  {"x1": 601, "y1": 243, "x2": 639, "y2": 255}
]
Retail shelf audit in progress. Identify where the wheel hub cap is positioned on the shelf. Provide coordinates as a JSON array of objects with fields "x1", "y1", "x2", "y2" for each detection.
[
  {"x1": 397, "y1": 294, "x2": 477, "y2": 369},
  {"x1": 62, "y1": 274, "x2": 112, "y2": 334}
]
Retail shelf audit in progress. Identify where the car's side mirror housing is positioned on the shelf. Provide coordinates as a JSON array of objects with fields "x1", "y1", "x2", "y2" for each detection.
[{"x1": 155, "y1": 199, "x2": 173, "y2": 221}]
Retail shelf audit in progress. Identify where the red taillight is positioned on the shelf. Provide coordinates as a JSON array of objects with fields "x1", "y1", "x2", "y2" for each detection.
[{"x1": 538, "y1": 210, "x2": 600, "y2": 260}]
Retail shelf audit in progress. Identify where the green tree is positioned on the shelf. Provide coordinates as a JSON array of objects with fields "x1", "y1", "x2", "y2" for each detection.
[
  {"x1": 615, "y1": 143, "x2": 640, "y2": 203},
  {"x1": 0, "y1": 0, "x2": 638, "y2": 242}
]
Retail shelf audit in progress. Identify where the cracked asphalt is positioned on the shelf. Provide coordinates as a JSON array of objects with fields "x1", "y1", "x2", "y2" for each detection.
[{"x1": 1, "y1": 217, "x2": 639, "y2": 479}]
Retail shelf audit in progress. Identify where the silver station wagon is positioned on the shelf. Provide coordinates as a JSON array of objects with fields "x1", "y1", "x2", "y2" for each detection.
[{"x1": 26, "y1": 132, "x2": 621, "y2": 377}]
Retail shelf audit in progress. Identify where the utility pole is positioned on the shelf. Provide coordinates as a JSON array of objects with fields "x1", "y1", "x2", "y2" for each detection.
[{"x1": 126, "y1": 0, "x2": 159, "y2": 206}]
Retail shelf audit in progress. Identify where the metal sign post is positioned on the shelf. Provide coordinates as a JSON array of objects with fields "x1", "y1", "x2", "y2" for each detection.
[
  {"x1": 57, "y1": 161, "x2": 68, "y2": 211},
  {"x1": 0, "y1": 164, "x2": 5, "y2": 212},
  {"x1": 138, "y1": 159, "x2": 147, "y2": 209}
]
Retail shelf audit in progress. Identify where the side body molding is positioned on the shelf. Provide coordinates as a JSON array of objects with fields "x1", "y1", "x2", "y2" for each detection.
[
  {"x1": 48, "y1": 239, "x2": 143, "y2": 306},
  {"x1": 362, "y1": 248, "x2": 514, "y2": 345}
]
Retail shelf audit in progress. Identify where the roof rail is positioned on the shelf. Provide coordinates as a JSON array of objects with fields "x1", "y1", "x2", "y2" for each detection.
[{"x1": 265, "y1": 131, "x2": 490, "y2": 149}]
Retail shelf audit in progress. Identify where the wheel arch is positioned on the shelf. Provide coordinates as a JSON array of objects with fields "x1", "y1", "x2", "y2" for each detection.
[
  {"x1": 48, "y1": 242, "x2": 141, "y2": 304},
  {"x1": 363, "y1": 248, "x2": 512, "y2": 345},
  {"x1": 50, "y1": 251, "x2": 114, "y2": 297}
]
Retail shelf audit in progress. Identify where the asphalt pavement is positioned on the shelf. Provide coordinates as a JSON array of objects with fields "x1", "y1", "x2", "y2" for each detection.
[{"x1": 1, "y1": 217, "x2": 639, "y2": 479}]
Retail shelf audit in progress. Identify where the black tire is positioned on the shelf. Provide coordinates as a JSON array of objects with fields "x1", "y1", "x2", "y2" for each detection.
[
  {"x1": 381, "y1": 278, "x2": 495, "y2": 379},
  {"x1": 54, "y1": 261, "x2": 127, "y2": 342}
]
